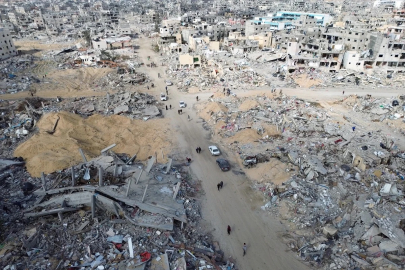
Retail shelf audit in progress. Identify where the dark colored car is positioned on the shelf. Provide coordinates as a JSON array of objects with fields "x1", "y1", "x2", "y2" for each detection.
[{"x1": 216, "y1": 158, "x2": 230, "y2": 171}]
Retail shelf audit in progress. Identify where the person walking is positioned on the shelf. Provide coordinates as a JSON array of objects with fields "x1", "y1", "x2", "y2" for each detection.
[
  {"x1": 217, "y1": 182, "x2": 221, "y2": 191},
  {"x1": 227, "y1": 225, "x2": 231, "y2": 235},
  {"x1": 243, "y1": 243, "x2": 247, "y2": 256},
  {"x1": 196, "y1": 96, "x2": 199, "y2": 101},
  {"x1": 343, "y1": 91, "x2": 345, "y2": 95},
  {"x1": 169, "y1": 104, "x2": 172, "y2": 109},
  {"x1": 198, "y1": 147, "x2": 201, "y2": 153},
  {"x1": 196, "y1": 147, "x2": 199, "y2": 154},
  {"x1": 219, "y1": 181, "x2": 223, "y2": 190},
  {"x1": 166, "y1": 89, "x2": 168, "y2": 95},
  {"x1": 165, "y1": 105, "x2": 168, "y2": 110}
]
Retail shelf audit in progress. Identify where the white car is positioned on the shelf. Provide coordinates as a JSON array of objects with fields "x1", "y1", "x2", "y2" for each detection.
[
  {"x1": 179, "y1": 101, "x2": 186, "y2": 108},
  {"x1": 160, "y1": 93, "x2": 167, "y2": 101},
  {"x1": 208, "y1": 146, "x2": 220, "y2": 156},
  {"x1": 166, "y1": 81, "x2": 173, "y2": 86}
]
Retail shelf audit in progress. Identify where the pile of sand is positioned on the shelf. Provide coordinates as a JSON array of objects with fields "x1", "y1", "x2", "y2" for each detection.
[
  {"x1": 14, "y1": 111, "x2": 173, "y2": 177},
  {"x1": 244, "y1": 159, "x2": 293, "y2": 185},
  {"x1": 262, "y1": 123, "x2": 281, "y2": 137},
  {"x1": 30, "y1": 67, "x2": 114, "y2": 95},
  {"x1": 226, "y1": 129, "x2": 260, "y2": 144},
  {"x1": 238, "y1": 99, "x2": 260, "y2": 111},
  {"x1": 294, "y1": 74, "x2": 322, "y2": 88},
  {"x1": 198, "y1": 102, "x2": 228, "y2": 121}
]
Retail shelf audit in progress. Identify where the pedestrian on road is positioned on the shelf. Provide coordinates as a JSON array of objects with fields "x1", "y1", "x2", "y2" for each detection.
[
  {"x1": 196, "y1": 147, "x2": 199, "y2": 154},
  {"x1": 166, "y1": 90, "x2": 168, "y2": 95},
  {"x1": 227, "y1": 225, "x2": 231, "y2": 235},
  {"x1": 165, "y1": 86, "x2": 167, "y2": 91},
  {"x1": 243, "y1": 243, "x2": 247, "y2": 256},
  {"x1": 196, "y1": 96, "x2": 199, "y2": 101},
  {"x1": 166, "y1": 105, "x2": 168, "y2": 110},
  {"x1": 198, "y1": 147, "x2": 201, "y2": 153},
  {"x1": 170, "y1": 104, "x2": 172, "y2": 109},
  {"x1": 343, "y1": 91, "x2": 345, "y2": 95},
  {"x1": 217, "y1": 181, "x2": 223, "y2": 191},
  {"x1": 352, "y1": 126, "x2": 356, "y2": 132}
]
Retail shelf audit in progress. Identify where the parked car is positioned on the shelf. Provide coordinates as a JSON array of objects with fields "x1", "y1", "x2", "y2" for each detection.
[
  {"x1": 216, "y1": 158, "x2": 230, "y2": 171},
  {"x1": 208, "y1": 146, "x2": 220, "y2": 156},
  {"x1": 160, "y1": 93, "x2": 167, "y2": 101},
  {"x1": 166, "y1": 80, "x2": 173, "y2": 86},
  {"x1": 179, "y1": 101, "x2": 186, "y2": 108}
]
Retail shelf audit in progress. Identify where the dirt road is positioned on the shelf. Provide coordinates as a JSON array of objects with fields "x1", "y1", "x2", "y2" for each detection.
[{"x1": 136, "y1": 37, "x2": 311, "y2": 269}]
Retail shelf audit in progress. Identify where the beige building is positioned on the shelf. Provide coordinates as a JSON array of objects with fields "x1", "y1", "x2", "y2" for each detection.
[
  {"x1": 0, "y1": 28, "x2": 17, "y2": 60},
  {"x1": 178, "y1": 54, "x2": 201, "y2": 68}
]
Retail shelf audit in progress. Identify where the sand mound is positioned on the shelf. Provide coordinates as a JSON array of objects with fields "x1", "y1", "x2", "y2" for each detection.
[
  {"x1": 238, "y1": 99, "x2": 260, "y2": 111},
  {"x1": 294, "y1": 74, "x2": 321, "y2": 88},
  {"x1": 262, "y1": 123, "x2": 281, "y2": 137},
  {"x1": 227, "y1": 129, "x2": 260, "y2": 144},
  {"x1": 14, "y1": 111, "x2": 173, "y2": 177},
  {"x1": 244, "y1": 159, "x2": 292, "y2": 185},
  {"x1": 198, "y1": 102, "x2": 228, "y2": 121}
]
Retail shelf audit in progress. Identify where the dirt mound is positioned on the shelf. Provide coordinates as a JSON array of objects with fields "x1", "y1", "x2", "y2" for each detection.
[
  {"x1": 14, "y1": 111, "x2": 173, "y2": 177},
  {"x1": 198, "y1": 102, "x2": 228, "y2": 121},
  {"x1": 262, "y1": 123, "x2": 281, "y2": 137},
  {"x1": 238, "y1": 99, "x2": 260, "y2": 111},
  {"x1": 294, "y1": 74, "x2": 321, "y2": 88},
  {"x1": 227, "y1": 129, "x2": 260, "y2": 144},
  {"x1": 244, "y1": 159, "x2": 292, "y2": 185}
]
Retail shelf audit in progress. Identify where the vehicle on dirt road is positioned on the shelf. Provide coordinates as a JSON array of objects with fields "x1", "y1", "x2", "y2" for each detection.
[
  {"x1": 216, "y1": 158, "x2": 230, "y2": 171},
  {"x1": 160, "y1": 93, "x2": 167, "y2": 101},
  {"x1": 166, "y1": 81, "x2": 173, "y2": 86},
  {"x1": 208, "y1": 146, "x2": 220, "y2": 156},
  {"x1": 179, "y1": 101, "x2": 186, "y2": 108}
]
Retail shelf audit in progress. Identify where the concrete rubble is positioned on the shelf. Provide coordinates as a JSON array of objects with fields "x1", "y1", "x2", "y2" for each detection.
[
  {"x1": 0, "y1": 154, "x2": 236, "y2": 270},
  {"x1": 198, "y1": 92, "x2": 405, "y2": 269},
  {"x1": 0, "y1": 95, "x2": 237, "y2": 270}
]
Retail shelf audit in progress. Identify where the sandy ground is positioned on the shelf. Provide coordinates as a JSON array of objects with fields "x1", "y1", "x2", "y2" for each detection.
[
  {"x1": 15, "y1": 111, "x2": 173, "y2": 177},
  {"x1": 135, "y1": 37, "x2": 311, "y2": 270}
]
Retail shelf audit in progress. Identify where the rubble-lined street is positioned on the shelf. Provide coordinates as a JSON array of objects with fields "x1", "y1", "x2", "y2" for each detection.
[{"x1": 2, "y1": 0, "x2": 405, "y2": 269}]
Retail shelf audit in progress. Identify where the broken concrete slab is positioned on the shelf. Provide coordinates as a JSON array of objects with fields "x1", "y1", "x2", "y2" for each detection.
[
  {"x1": 114, "y1": 105, "x2": 129, "y2": 114},
  {"x1": 150, "y1": 253, "x2": 169, "y2": 270},
  {"x1": 379, "y1": 240, "x2": 400, "y2": 253},
  {"x1": 322, "y1": 225, "x2": 337, "y2": 236}
]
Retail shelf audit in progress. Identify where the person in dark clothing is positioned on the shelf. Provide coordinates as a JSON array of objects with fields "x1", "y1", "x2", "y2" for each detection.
[
  {"x1": 166, "y1": 105, "x2": 168, "y2": 110},
  {"x1": 227, "y1": 225, "x2": 231, "y2": 235},
  {"x1": 217, "y1": 181, "x2": 223, "y2": 191},
  {"x1": 169, "y1": 104, "x2": 172, "y2": 109}
]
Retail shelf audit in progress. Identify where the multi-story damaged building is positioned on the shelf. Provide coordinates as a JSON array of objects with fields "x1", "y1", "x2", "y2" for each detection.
[{"x1": 0, "y1": 27, "x2": 17, "y2": 60}]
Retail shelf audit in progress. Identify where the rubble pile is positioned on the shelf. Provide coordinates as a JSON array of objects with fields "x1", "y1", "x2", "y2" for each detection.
[
  {"x1": 0, "y1": 91, "x2": 164, "y2": 158},
  {"x1": 341, "y1": 94, "x2": 405, "y2": 125},
  {"x1": 0, "y1": 55, "x2": 39, "y2": 94},
  {"x1": 0, "y1": 152, "x2": 236, "y2": 269},
  {"x1": 198, "y1": 93, "x2": 405, "y2": 269},
  {"x1": 164, "y1": 54, "x2": 267, "y2": 93}
]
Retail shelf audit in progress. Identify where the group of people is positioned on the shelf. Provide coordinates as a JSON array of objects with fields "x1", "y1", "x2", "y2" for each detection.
[{"x1": 195, "y1": 147, "x2": 202, "y2": 153}]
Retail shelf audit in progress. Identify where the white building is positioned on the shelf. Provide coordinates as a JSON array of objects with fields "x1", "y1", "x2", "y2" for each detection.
[
  {"x1": 0, "y1": 28, "x2": 17, "y2": 60},
  {"x1": 373, "y1": 0, "x2": 404, "y2": 8}
]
